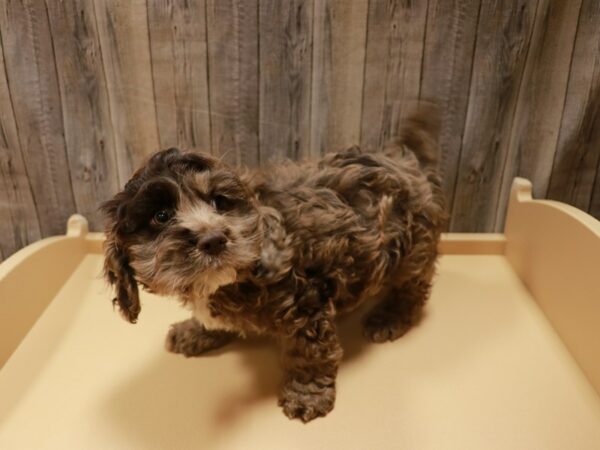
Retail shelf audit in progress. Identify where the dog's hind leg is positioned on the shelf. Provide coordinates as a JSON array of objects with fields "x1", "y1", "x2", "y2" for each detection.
[
  {"x1": 362, "y1": 271, "x2": 434, "y2": 343},
  {"x1": 165, "y1": 318, "x2": 236, "y2": 357}
]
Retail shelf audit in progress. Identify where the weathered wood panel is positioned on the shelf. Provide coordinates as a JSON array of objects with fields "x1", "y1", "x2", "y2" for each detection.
[
  {"x1": 548, "y1": 0, "x2": 600, "y2": 214},
  {"x1": 0, "y1": 0, "x2": 76, "y2": 237},
  {"x1": 93, "y1": 0, "x2": 160, "y2": 183},
  {"x1": 1, "y1": 1, "x2": 600, "y2": 259},
  {"x1": 360, "y1": 0, "x2": 428, "y2": 151},
  {"x1": 259, "y1": 0, "x2": 313, "y2": 162},
  {"x1": 0, "y1": 29, "x2": 41, "y2": 258},
  {"x1": 206, "y1": 0, "x2": 259, "y2": 167},
  {"x1": 310, "y1": 0, "x2": 368, "y2": 156},
  {"x1": 420, "y1": 0, "x2": 481, "y2": 215},
  {"x1": 451, "y1": 0, "x2": 538, "y2": 232},
  {"x1": 495, "y1": 0, "x2": 582, "y2": 230},
  {"x1": 589, "y1": 95, "x2": 600, "y2": 216},
  {"x1": 46, "y1": 0, "x2": 120, "y2": 229},
  {"x1": 147, "y1": 0, "x2": 212, "y2": 153}
]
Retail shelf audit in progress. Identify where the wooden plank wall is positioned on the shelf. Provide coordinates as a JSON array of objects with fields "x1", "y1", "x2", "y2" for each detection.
[{"x1": 0, "y1": 0, "x2": 599, "y2": 260}]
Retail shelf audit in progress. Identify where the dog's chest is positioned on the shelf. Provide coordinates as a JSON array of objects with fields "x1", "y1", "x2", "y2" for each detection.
[
  {"x1": 192, "y1": 296, "x2": 234, "y2": 331},
  {"x1": 187, "y1": 269, "x2": 237, "y2": 331}
]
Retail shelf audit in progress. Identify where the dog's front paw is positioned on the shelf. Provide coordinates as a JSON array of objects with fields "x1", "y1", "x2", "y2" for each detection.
[
  {"x1": 165, "y1": 319, "x2": 235, "y2": 357},
  {"x1": 278, "y1": 379, "x2": 336, "y2": 423}
]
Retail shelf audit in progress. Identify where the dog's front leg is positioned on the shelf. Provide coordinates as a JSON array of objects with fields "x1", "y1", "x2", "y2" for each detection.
[
  {"x1": 278, "y1": 314, "x2": 343, "y2": 422},
  {"x1": 165, "y1": 318, "x2": 236, "y2": 357}
]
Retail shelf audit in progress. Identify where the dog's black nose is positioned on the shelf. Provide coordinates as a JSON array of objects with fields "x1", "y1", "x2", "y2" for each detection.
[{"x1": 198, "y1": 231, "x2": 228, "y2": 255}]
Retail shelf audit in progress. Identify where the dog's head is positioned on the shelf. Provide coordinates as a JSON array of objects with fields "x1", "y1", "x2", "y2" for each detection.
[{"x1": 101, "y1": 148, "x2": 262, "y2": 323}]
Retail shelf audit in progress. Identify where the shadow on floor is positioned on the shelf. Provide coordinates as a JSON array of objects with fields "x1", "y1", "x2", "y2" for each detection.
[{"x1": 101, "y1": 304, "x2": 380, "y2": 449}]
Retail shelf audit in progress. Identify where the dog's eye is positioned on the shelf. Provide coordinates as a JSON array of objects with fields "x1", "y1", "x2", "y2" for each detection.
[
  {"x1": 211, "y1": 195, "x2": 236, "y2": 212},
  {"x1": 153, "y1": 209, "x2": 172, "y2": 224}
]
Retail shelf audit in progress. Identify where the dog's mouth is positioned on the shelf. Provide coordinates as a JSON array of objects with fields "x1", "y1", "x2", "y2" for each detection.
[{"x1": 178, "y1": 265, "x2": 238, "y2": 297}]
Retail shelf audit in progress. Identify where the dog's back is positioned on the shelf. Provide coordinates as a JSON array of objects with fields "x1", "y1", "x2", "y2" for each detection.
[
  {"x1": 250, "y1": 107, "x2": 447, "y2": 320},
  {"x1": 314, "y1": 106, "x2": 446, "y2": 233}
]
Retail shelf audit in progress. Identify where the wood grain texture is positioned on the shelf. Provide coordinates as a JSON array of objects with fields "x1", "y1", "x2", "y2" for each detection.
[
  {"x1": 0, "y1": 0, "x2": 76, "y2": 237},
  {"x1": 147, "y1": 0, "x2": 211, "y2": 153},
  {"x1": 46, "y1": 0, "x2": 120, "y2": 230},
  {"x1": 548, "y1": 0, "x2": 600, "y2": 214},
  {"x1": 206, "y1": 0, "x2": 259, "y2": 167},
  {"x1": 310, "y1": 0, "x2": 368, "y2": 156},
  {"x1": 495, "y1": 0, "x2": 582, "y2": 230},
  {"x1": 94, "y1": 0, "x2": 160, "y2": 183},
  {"x1": 420, "y1": 0, "x2": 481, "y2": 216},
  {"x1": 360, "y1": 0, "x2": 428, "y2": 151},
  {"x1": 2, "y1": 1, "x2": 600, "y2": 258},
  {"x1": 451, "y1": 0, "x2": 538, "y2": 232},
  {"x1": 0, "y1": 30, "x2": 41, "y2": 258},
  {"x1": 259, "y1": 0, "x2": 313, "y2": 162}
]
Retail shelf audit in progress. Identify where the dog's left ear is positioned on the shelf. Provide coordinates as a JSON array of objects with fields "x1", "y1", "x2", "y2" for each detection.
[{"x1": 103, "y1": 234, "x2": 140, "y2": 324}]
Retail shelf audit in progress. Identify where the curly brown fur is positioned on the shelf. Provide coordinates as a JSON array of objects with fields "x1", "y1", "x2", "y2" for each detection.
[
  {"x1": 101, "y1": 109, "x2": 447, "y2": 423},
  {"x1": 166, "y1": 318, "x2": 236, "y2": 357}
]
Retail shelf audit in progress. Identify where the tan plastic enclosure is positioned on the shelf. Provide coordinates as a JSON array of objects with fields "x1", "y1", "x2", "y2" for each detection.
[{"x1": 0, "y1": 178, "x2": 599, "y2": 449}]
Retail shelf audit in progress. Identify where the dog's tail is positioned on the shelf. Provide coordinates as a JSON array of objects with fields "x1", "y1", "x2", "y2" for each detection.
[
  {"x1": 383, "y1": 104, "x2": 447, "y2": 228},
  {"x1": 382, "y1": 103, "x2": 441, "y2": 171}
]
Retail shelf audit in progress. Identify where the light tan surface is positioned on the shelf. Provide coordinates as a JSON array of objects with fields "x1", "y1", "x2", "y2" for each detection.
[
  {"x1": 1, "y1": 180, "x2": 600, "y2": 449},
  {"x1": 506, "y1": 178, "x2": 600, "y2": 395},
  {"x1": 1, "y1": 254, "x2": 600, "y2": 448},
  {"x1": 0, "y1": 216, "x2": 88, "y2": 367}
]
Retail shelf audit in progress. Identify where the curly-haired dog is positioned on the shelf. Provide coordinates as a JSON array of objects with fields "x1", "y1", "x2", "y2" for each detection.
[{"x1": 101, "y1": 110, "x2": 447, "y2": 423}]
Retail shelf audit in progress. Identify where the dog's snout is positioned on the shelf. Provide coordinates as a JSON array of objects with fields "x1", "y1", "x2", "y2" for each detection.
[{"x1": 198, "y1": 231, "x2": 228, "y2": 255}]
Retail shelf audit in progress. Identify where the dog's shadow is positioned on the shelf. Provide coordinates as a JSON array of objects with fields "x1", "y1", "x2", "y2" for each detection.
[{"x1": 101, "y1": 307, "x2": 374, "y2": 448}]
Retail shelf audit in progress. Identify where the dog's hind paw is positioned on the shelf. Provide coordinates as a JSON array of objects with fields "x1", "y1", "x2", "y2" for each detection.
[
  {"x1": 362, "y1": 310, "x2": 412, "y2": 343},
  {"x1": 278, "y1": 380, "x2": 335, "y2": 423}
]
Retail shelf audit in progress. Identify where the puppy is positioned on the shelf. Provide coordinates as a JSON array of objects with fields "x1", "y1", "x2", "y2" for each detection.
[{"x1": 101, "y1": 110, "x2": 447, "y2": 423}]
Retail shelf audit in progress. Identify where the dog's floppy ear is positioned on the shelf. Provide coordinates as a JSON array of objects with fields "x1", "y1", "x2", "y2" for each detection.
[
  {"x1": 102, "y1": 193, "x2": 140, "y2": 324},
  {"x1": 103, "y1": 236, "x2": 140, "y2": 323}
]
